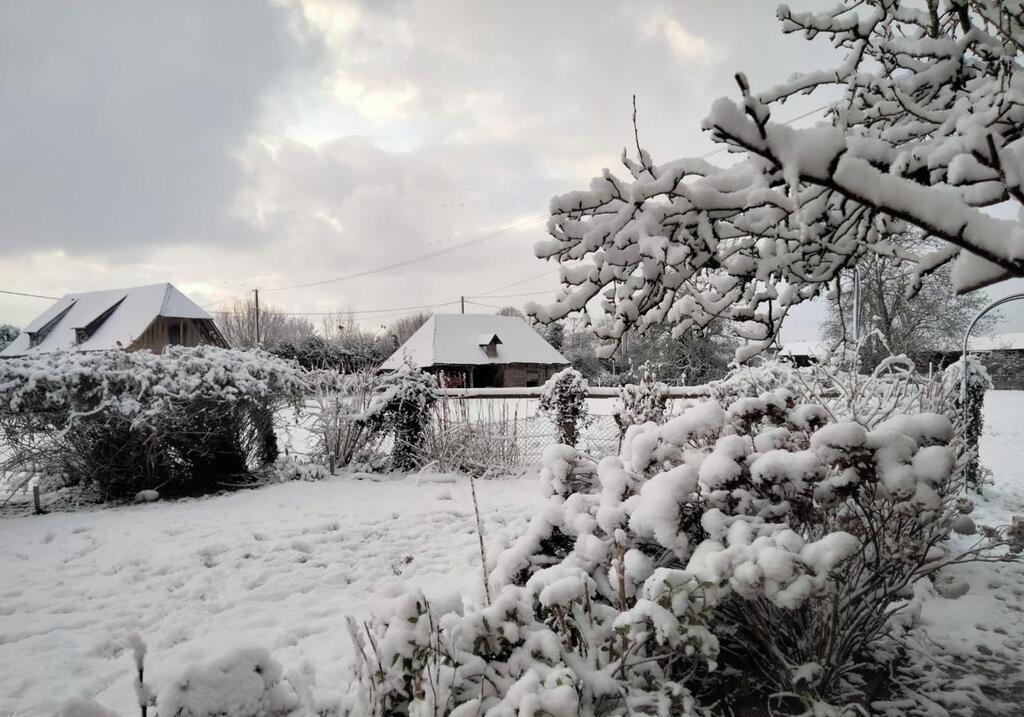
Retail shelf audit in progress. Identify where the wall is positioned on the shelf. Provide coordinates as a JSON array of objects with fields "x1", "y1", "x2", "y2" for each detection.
[
  {"x1": 983, "y1": 350, "x2": 1024, "y2": 390},
  {"x1": 130, "y1": 318, "x2": 224, "y2": 353}
]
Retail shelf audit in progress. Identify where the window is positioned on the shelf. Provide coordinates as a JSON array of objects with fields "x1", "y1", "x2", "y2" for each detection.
[{"x1": 168, "y1": 321, "x2": 182, "y2": 345}]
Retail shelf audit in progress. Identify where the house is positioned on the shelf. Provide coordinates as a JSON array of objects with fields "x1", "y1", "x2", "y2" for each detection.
[
  {"x1": 0, "y1": 283, "x2": 228, "y2": 357},
  {"x1": 380, "y1": 313, "x2": 569, "y2": 387},
  {"x1": 777, "y1": 340, "x2": 827, "y2": 367}
]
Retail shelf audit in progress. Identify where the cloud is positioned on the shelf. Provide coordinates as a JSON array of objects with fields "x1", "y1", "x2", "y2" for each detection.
[
  {"x1": 0, "y1": 0, "x2": 323, "y2": 254},
  {"x1": 660, "y1": 15, "x2": 715, "y2": 64},
  {"x1": 11, "y1": 0, "x2": 988, "y2": 340}
]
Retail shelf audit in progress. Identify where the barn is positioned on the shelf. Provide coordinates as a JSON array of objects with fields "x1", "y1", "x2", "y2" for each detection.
[
  {"x1": 381, "y1": 313, "x2": 569, "y2": 388},
  {"x1": 0, "y1": 283, "x2": 228, "y2": 357}
]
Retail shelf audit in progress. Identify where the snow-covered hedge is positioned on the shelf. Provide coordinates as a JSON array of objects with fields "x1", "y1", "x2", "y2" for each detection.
[
  {"x1": 0, "y1": 346, "x2": 305, "y2": 499},
  {"x1": 347, "y1": 390, "x2": 1010, "y2": 714}
]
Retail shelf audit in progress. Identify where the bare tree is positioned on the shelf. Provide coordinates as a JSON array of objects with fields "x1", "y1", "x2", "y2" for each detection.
[
  {"x1": 529, "y1": 1, "x2": 1024, "y2": 361},
  {"x1": 386, "y1": 311, "x2": 431, "y2": 348},
  {"x1": 215, "y1": 299, "x2": 315, "y2": 349},
  {"x1": 496, "y1": 306, "x2": 526, "y2": 319},
  {"x1": 825, "y1": 233, "x2": 996, "y2": 366}
]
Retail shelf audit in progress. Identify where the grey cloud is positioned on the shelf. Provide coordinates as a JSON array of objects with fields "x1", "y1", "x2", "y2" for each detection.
[{"x1": 0, "y1": 0, "x2": 322, "y2": 254}]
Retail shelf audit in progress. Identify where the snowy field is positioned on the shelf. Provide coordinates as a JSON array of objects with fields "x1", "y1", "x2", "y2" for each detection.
[{"x1": 0, "y1": 393, "x2": 1022, "y2": 714}]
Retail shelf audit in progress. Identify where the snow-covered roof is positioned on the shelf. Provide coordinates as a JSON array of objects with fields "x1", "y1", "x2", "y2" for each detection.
[
  {"x1": 968, "y1": 332, "x2": 1024, "y2": 351},
  {"x1": 1, "y1": 283, "x2": 215, "y2": 357},
  {"x1": 381, "y1": 314, "x2": 569, "y2": 370}
]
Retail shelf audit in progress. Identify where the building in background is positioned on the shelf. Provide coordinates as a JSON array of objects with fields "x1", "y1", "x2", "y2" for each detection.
[
  {"x1": 0, "y1": 283, "x2": 227, "y2": 357},
  {"x1": 381, "y1": 313, "x2": 568, "y2": 388}
]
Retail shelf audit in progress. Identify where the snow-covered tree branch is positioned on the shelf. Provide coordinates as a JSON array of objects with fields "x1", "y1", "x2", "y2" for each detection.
[{"x1": 529, "y1": 0, "x2": 1024, "y2": 361}]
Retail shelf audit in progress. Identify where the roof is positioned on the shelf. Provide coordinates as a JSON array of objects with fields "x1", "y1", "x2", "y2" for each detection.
[
  {"x1": 967, "y1": 332, "x2": 1024, "y2": 351},
  {"x1": 1, "y1": 283, "x2": 214, "y2": 357},
  {"x1": 381, "y1": 313, "x2": 569, "y2": 370}
]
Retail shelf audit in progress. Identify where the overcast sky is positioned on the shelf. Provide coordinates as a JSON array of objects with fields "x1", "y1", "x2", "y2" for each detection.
[{"x1": 2, "y1": 0, "x2": 1022, "y2": 340}]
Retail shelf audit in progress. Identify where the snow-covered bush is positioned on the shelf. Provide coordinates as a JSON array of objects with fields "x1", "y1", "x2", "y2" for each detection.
[
  {"x1": 0, "y1": 347, "x2": 305, "y2": 500},
  {"x1": 614, "y1": 362, "x2": 669, "y2": 437},
  {"x1": 538, "y1": 367, "x2": 589, "y2": 447},
  {"x1": 350, "y1": 392, "x2": 1013, "y2": 713},
  {"x1": 63, "y1": 634, "x2": 306, "y2": 717},
  {"x1": 713, "y1": 337, "x2": 960, "y2": 432},
  {"x1": 364, "y1": 364, "x2": 440, "y2": 471},
  {"x1": 268, "y1": 455, "x2": 330, "y2": 483},
  {"x1": 527, "y1": 2, "x2": 1024, "y2": 360},
  {"x1": 306, "y1": 367, "x2": 379, "y2": 471},
  {"x1": 942, "y1": 355, "x2": 993, "y2": 493}
]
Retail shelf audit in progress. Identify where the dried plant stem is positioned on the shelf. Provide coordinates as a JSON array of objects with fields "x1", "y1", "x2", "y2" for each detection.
[{"x1": 469, "y1": 473, "x2": 492, "y2": 606}]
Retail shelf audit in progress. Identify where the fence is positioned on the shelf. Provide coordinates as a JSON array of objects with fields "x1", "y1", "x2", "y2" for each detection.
[{"x1": 442, "y1": 387, "x2": 710, "y2": 460}]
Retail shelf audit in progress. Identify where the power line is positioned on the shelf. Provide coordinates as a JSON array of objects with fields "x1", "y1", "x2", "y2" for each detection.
[
  {"x1": 261, "y1": 215, "x2": 547, "y2": 293},
  {"x1": 470, "y1": 268, "x2": 559, "y2": 297},
  {"x1": 212, "y1": 299, "x2": 461, "y2": 318},
  {"x1": 469, "y1": 288, "x2": 556, "y2": 300},
  {"x1": 0, "y1": 289, "x2": 61, "y2": 300}
]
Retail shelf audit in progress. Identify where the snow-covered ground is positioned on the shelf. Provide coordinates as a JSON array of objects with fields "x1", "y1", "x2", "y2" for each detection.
[
  {"x1": 0, "y1": 392, "x2": 1022, "y2": 715},
  {"x1": 0, "y1": 474, "x2": 541, "y2": 714},
  {"x1": 890, "y1": 390, "x2": 1024, "y2": 715}
]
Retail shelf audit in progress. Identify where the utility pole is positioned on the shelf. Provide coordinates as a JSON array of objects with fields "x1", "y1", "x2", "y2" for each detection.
[
  {"x1": 253, "y1": 288, "x2": 261, "y2": 347},
  {"x1": 852, "y1": 268, "x2": 861, "y2": 342},
  {"x1": 461, "y1": 295, "x2": 465, "y2": 314}
]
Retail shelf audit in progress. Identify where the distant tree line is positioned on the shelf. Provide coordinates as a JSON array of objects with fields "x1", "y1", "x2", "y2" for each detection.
[{"x1": 212, "y1": 297, "x2": 730, "y2": 385}]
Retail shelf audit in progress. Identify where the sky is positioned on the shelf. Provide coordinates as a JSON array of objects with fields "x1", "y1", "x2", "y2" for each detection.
[{"x1": 2, "y1": 0, "x2": 1023, "y2": 342}]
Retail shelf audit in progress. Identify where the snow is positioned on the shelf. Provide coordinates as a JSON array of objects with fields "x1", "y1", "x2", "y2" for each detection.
[
  {"x1": 2, "y1": 393, "x2": 1024, "y2": 714},
  {"x1": 0, "y1": 283, "x2": 214, "y2": 357},
  {"x1": 379, "y1": 314, "x2": 569, "y2": 370},
  {"x1": 0, "y1": 475, "x2": 541, "y2": 714}
]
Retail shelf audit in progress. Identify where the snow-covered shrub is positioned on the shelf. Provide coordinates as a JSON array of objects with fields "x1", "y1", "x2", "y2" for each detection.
[
  {"x1": 353, "y1": 393, "x2": 1013, "y2": 713},
  {"x1": 364, "y1": 364, "x2": 440, "y2": 471},
  {"x1": 158, "y1": 647, "x2": 302, "y2": 717},
  {"x1": 613, "y1": 362, "x2": 668, "y2": 437},
  {"x1": 0, "y1": 347, "x2": 305, "y2": 500},
  {"x1": 713, "y1": 337, "x2": 961, "y2": 432},
  {"x1": 942, "y1": 355, "x2": 993, "y2": 493},
  {"x1": 538, "y1": 367, "x2": 589, "y2": 447},
  {"x1": 306, "y1": 367, "x2": 379, "y2": 471},
  {"x1": 64, "y1": 635, "x2": 305, "y2": 717},
  {"x1": 268, "y1": 455, "x2": 330, "y2": 483}
]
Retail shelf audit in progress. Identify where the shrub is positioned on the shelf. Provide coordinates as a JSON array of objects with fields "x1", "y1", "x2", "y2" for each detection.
[
  {"x1": 348, "y1": 391, "x2": 1014, "y2": 714},
  {"x1": 942, "y1": 355, "x2": 992, "y2": 493},
  {"x1": 613, "y1": 361, "x2": 669, "y2": 438},
  {"x1": 62, "y1": 634, "x2": 304, "y2": 717},
  {"x1": 421, "y1": 397, "x2": 522, "y2": 476},
  {"x1": 271, "y1": 335, "x2": 354, "y2": 372},
  {"x1": 538, "y1": 367, "x2": 589, "y2": 446},
  {"x1": 0, "y1": 347, "x2": 305, "y2": 500},
  {"x1": 364, "y1": 364, "x2": 440, "y2": 471},
  {"x1": 306, "y1": 368, "x2": 379, "y2": 471}
]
